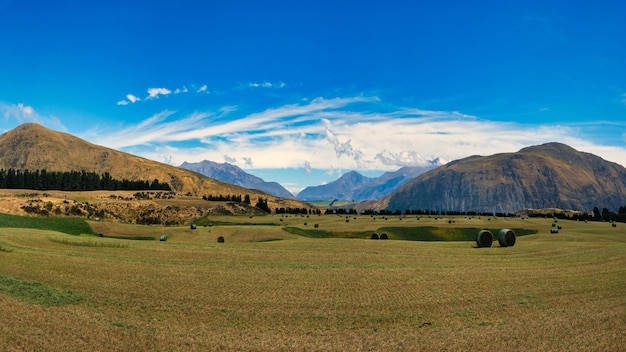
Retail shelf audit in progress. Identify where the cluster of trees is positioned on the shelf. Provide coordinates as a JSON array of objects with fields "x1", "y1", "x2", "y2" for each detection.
[
  {"x1": 0, "y1": 169, "x2": 170, "y2": 191},
  {"x1": 202, "y1": 193, "x2": 273, "y2": 213},
  {"x1": 571, "y1": 206, "x2": 626, "y2": 222},
  {"x1": 203, "y1": 194, "x2": 251, "y2": 204},
  {"x1": 275, "y1": 207, "x2": 320, "y2": 215}
]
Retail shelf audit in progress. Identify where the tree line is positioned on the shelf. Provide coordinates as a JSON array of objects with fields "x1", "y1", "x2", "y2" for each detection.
[{"x1": 0, "y1": 169, "x2": 171, "y2": 191}]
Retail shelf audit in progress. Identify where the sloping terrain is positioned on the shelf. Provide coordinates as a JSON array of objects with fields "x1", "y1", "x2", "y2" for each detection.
[
  {"x1": 180, "y1": 160, "x2": 293, "y2": 198},
  {"x1": 378, "y1": 142, "x2": 626, "y2": 213}
]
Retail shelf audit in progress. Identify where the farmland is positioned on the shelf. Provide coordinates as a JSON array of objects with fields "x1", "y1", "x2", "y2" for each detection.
[{"x1": 1, "y1": 214, "x2": 625, "y2": 351}]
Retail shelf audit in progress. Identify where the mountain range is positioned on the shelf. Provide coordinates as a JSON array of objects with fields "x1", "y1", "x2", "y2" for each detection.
[
  {"x1": 1, "y1": 123, "x2": 625, "y2": 214},
  {"x1": 180, "y1": 160, "x2": 294, "y2": 198},
  {"x1": 0, "y1": 123, "x2": 308, "y2": 210},
  {"x1": 296, "y1": 166, "x2": 437, "y2": 202}
]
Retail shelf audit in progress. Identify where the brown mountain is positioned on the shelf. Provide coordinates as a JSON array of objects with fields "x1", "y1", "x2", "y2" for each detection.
[
  {"x1": 0, "y1": 123, "x2": 305, "y2": 209},
  {"x1": 378, "y1": 142, "x2": 626, "y2": 213}
]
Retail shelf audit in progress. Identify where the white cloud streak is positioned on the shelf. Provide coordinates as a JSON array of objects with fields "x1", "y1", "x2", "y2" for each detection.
[{"x1": 85, "y1": 96, "x2": 626, "y2": 173}]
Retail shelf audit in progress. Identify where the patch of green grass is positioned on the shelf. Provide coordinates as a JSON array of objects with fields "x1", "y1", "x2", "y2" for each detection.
[
  {"x1": 48, "y1": 237, "x2": 130, "y2": 248},
  {"x1": 283, "y1": 226, "x2": 379, "y2": 239},
  {"x1": 283, "y1": 226, "x2": 335, "y2": 238},
  {"x1": 103, "y1": 235, "x2": 155, "y2": 241},
  {"x1": 377, "y1": 227, "x2": 537, "y2": 241},
  {"x1": 0, "y1": 213, "x2": 95, "y2": 236},
  {"x1": 0, "y1": 275, "x2": 84, "y2": 306}
]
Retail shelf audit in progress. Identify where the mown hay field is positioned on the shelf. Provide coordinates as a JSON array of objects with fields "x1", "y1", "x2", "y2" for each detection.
[{"x1": 0, "y1": 215, "x2": 625, "y2": 351}]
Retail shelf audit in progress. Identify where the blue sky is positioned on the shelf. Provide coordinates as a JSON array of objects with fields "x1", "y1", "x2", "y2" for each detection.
[{"x1": 1, "y1": 0, "x2": 625, "y2": 194}]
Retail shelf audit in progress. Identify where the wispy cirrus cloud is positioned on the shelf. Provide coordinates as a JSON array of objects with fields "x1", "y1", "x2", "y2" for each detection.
[
  {"x1": 248, "y1": 81, "x2": 285, "y2": 89},
  {"x1": 87, "y1": 95, "x2": 626, "y2": 175}
]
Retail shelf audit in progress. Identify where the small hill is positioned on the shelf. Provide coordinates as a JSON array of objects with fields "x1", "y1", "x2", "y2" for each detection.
[
  {"x1": 376, "y1": 142, "x2": 626, "y2": 213},
  {"x1": 180, "y1": 160, "x2": 293, "y2": 198},
  {"x1": 0, "y1": 123, "x2": 308, "y2": 211}
]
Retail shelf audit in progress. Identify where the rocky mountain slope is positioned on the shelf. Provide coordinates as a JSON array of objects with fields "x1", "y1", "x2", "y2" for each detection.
[
  {"x1": 180, "y1": 160, "x2": 293, "y2": 198},
  {"x1": 0, "y1": 123, "x2": 308, "y2": 211},
  {"x1": 376, "y1": 143, "x2": 626, "y2": 213}
]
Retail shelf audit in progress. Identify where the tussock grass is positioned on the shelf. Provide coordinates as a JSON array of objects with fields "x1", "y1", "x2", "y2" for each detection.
[{"x1": 0, "y1": 275, "x2": 84, "y2": 306}]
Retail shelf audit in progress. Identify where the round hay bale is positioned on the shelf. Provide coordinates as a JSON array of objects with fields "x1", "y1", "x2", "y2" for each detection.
[
  {"x1": 612, "y1": 222, "x2": 617, "y2": 228},
  {"x1": 476, "y1": 230, "x2": 493, "y2": 248},
  {"x1": 98, "y1": 233, "x2": 104, "y2": 237},
  {"x1": 371, "y1": 233, "x2": 380, "y2": 240},
  {"x1": 190, "y1": 224, "x2": 197, "y2": 230},
  {"x1": 160, "y1": 235, "x2": 167, "y2": 241},
  {"x1": 380, "y1": 233, "x2": 388, "y2": 240},
  {"x1": 550, "y1": 228, "x2": 559, "y2": 234},
  {"x1": 498, "y1": 229, "x2": 516, "y2": 247},
  {"x1": 217, "y1": 236, "x2": 225, "y2": 243}
]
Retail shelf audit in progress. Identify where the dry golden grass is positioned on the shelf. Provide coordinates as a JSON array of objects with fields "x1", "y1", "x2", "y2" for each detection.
[{"x1": 1, "y1": 216, "x2": 625, "y2": 351}]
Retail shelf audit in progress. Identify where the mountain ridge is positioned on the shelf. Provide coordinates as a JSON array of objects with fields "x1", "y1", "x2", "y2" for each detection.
[
  {"x1": 0, "y1": 123, "x2": 308, "y2": 210},
  {"x1": 373, "y1": 142, "x2": 626, "y2": 213},
  {"x1": 179, "y1": 160, "x2": 293, "y2": 198}
]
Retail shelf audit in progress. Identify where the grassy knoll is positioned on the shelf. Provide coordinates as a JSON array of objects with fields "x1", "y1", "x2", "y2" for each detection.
[
  {"x1": 0, "y1": 217, "x2": 624, "y2": 351},
  {"x1": 0, "y1": 213, "x2": 95, "y2": 236}
]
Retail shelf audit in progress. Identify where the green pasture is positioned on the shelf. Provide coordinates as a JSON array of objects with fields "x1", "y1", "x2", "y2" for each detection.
[{"x1": 0, "y1": 214, "x2": 624, "y2": 351}]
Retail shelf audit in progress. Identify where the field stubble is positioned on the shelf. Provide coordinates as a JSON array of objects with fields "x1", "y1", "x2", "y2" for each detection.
[{"x1": 0, "y1": 216, "x2": 624, "y2": 351}]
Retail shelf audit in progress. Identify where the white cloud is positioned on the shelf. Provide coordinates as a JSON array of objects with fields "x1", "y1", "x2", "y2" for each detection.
[
  {"x1": 197, "y1": 85, "x2": 208, "y2": 93},
  {"x1": 1, "y1": 102, "x2": 66, "y2": 131},
  {"x1": 84, "y1": 96, "x2": 626, "y2": 174},
  {"x1": 126, "y1": 94, "x2": 141, "y2": 103},
  {"x1": 117, "y1": 100, "x2": 129, "y2": 106},
  {"x1": 223, "y1": 155, "x2": 236, "y2": 163},
  {"x1": 174, "y1": 86, "x2": 189, "y2": 94},
  {"x1": 242, "y1": 157, "x2": 253, "y2": 167},
  {"x1": 2, "y1": 102, "x2": 37, "y2": 122},
  {"x1": 248, "y1": 81, "x2": 285, "y2": 89},
  {"x1": 146, "y1": 87, "x2": 172, "y2": 100}
]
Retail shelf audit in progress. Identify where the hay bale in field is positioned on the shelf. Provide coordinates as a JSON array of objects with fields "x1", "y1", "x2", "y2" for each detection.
[
  {"x1": 314, "y1": 224, "x2": 319, "y2": 228},
  {"x1": 557, "y1": 225, "x2": 562, "y2": 230},
  {"x1": 476, "y1": 230, "x2": 493, "y2": 248},
  {"x1": 612, "y1": 221, "x2": 617, "y2": 228},
  {"x1": 498, "y1": 229, "x2": 516, "y2": 247},
  {"x1": 190, "y1": 223, "x2": 197, "y2": 230},
  {"x1": 217, "y1": 236, "x2": 225, "y2": 243},
  {"x1": 160, "y1": 235, "x2": 167, "y2": 241},
  {"x1": 550, "y1": 228, "x2": 559, "y2": 234},
  {"x1": 380, "y1": 233, "x2": 388, "y2": 240},
  {"x1": 371, "y1": 233, "x2": 380, "y2": 240}
]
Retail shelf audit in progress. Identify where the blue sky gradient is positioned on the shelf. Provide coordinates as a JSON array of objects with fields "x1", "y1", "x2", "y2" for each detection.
[{"x1": 1, "y1": 1, "x2": 625, "y2": 194}]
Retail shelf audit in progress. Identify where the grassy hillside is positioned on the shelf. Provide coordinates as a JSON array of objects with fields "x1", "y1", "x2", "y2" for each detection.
[
  {"x1": 0, "y1": 217, "x2": 624, "y2": 351},
  {"x1": 0, "y1": 213, "x2": 95, "y2": 236}
]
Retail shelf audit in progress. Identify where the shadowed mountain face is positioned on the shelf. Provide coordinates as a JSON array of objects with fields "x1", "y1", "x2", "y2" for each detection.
[
  {"x1": 297, "y1": 166, "x2": 436, "y2": 202},
  {"x1": 0, "y1": 123, "x2": 308, "y2": 209},
  {"x1": 378, "y1": 143, "x2": 626, "y2": 213},
  {"x1": 180, "y1": 160, "x2": 293, "y2": 198}
]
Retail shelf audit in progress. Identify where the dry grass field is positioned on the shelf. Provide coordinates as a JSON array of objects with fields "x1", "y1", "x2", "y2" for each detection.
[{"x1": 1, "y1": 215, "x2": 625, "y2": 351}]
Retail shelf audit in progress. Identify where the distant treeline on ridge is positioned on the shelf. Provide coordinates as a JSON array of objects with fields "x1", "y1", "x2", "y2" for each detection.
[{"x1": 0, "y1": 168, "x2": 171, "y2": 191}]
